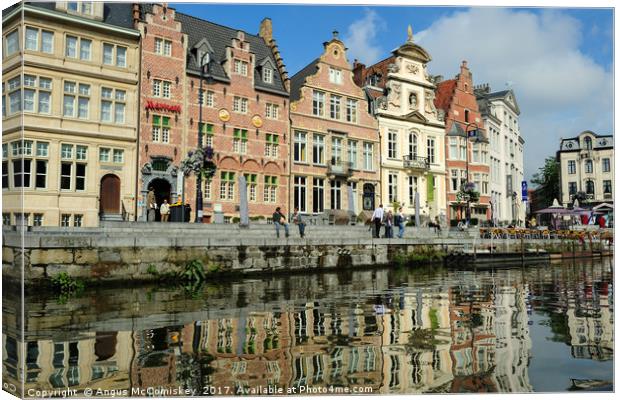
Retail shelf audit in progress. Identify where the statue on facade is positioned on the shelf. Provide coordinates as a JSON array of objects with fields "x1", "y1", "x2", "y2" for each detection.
[
  {"x1": 376, "y1": 96, "x2": 388, "y2": 110},
  {"x1": 408, "y1": 92, "x2": 418, "y2": 110},
  {"x1": 388, "y1": 82, "x2": 401, "y2": 108},
  {"x1": 425, "y1": 90, "x2": 437, "y2": 116},
  {"x1": 387, "y1": 63, "x2": 399, "y2": 74},
  {"x1": 407, "y1": 25, "x2": 414, "y2": 43},
  {"x1": 141, "y1": 162, "x2": 152, "y2": 174}
]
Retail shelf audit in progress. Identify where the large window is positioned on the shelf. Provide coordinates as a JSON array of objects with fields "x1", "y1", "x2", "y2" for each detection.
[
  {"x1": 233, "y1": 59, "x2": 248, "y2": 76},
  {"x1": 59, "y1": 143, "x2": 86, "y2": 191},
  {"x1": 602, "y1": 158, "x2": 611, "y2": 173},
  {"x1": 154, "y1": 37, "x2": 172, "y2": 56},
  {"x1": 153, "y1": 79, "x2": 171, "y2": 98},
  {"x1": 330, "y1": 180, "x2": 341, "y2": 210},
  {"x1": 293, "y1": 176, "x2": 306, "y2": 212},
  {"x1": 408, "y1": 176, "x2": 417, "y2": 206},
  {"x1": 233, "y1": 128, "x2": 248, "y2": 154},
  {"x1": 312, "y1": 178, "x2": 324, "y2": 213},
  {"x1": 102, "y1": 43, "x2": 127, "y2": 67},
  {"x1": 312, "y1": 90, "x2": 325, "y2": 116},
  {"x1": 363, "y1": 142, "x2": 374, "y2": 171},
  {"x1": 63, "y1": 81, "x2": 89, "y2": 119},
  {"x1": 244, "y1": 173, "x2": 257, "y2": 202},
  {"x1": 7, "y1": 76, "x2": 21, "y2": 115},
  {"x1": 427, "y1": 138, "x2": 436, "y2": 164},
  {"x1": 5, "y1": 29, "x2": 19, "y2": 56},
  {"x1": 151, "y1": 115, "x2": 171, "y2": 143},
  {"x1": 65, "y1": 35, "x2": 91, "y2": 60},
  {"x1": 264, "y1": 176, "x2": 278, "y2": 203},
  {"x1": 23, "y1": 75, "x2": 51, "y2": 114},
  {"x1": 449, "y1": 137, "x2": 457, "y2": 159},
  {"x1": 346, "y1": 99, "x2": 357, "y2": 123},
  {"x1": 294, "y1": 131, "x2": 307, "y2": 162},
  {"x1": 585, "y1": 159, "x2": 593, "y2": 174},
  {"x1": 100, "y1": 87, "x2": 126, "y2": 124},
  {"x1": 408, "y1": 132, "x2": 418, "y2": 158},
  {"x1": 388, "y1": 172, "x2": 398, "y2": 203},
  {"x1": 567, "y1": 160, "x2": 576, "y2": 174},
  {"x1": 603, "y1": 180, "x2": 612, "y2": 194},
  {"x1": 25, "y1": 26, "x2": 54, "y2": 54},
  {"x1": 312, "y1": 134, "x2": 325, "y2": 165},
  {"x1": 585, "y1": 180, "x2": 595, "y2": 194},
  {"x1": 233, "y1": 96, "x2": 248, "y2": 113},
  {"x1": 219, "y1": 171, "x2": 235, "y2": 200},
  {"x1": 348, "y1": 140, "x2": 358, "y2": 169},
  {"x1": 330, "y1": 95, "x2": 341, "y2": 119},
  {"x1": 568, "y1": 182, "x2": 577, "y2": 195},
  {"x1": 331, "y1": 137, "x2": 343, "y2": 163},
  {"x1": 388, "y1": 130, "x2": 397, "y2": 159},
  {"x1": 265, "y1": 133, "x2": 279, "y2": 158}
]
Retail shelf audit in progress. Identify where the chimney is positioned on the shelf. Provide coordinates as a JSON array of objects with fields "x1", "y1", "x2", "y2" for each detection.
[
  {"x1": 352, "y1": 59, "x2": 366, "y2": 87},
  {"x1": 259, "y1": 18, "x2": 273, "y2": 43},
  {"x1": 132, "y1": 3, "x2": 140, "y2": 25}
]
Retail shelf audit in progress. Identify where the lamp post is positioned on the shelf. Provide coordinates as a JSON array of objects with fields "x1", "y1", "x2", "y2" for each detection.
[
  {"x1": 195, "y1": 52, "x2": 211, "y2": 223},
  {"x1": 462, "y1": 121, "x2": 479, "y2": 226}
]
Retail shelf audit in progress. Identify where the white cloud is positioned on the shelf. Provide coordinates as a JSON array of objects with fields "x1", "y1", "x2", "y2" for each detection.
[
  {"x1": 416, "y1": 7, "x2": 613, "y2": 180},
  {"x1": 343, "y1": 9, "x2": 386, "y2": 65}
]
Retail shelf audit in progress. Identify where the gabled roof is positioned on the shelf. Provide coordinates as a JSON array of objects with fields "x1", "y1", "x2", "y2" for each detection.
[
  {"x1": 434, "y1": 79, "x2": 456, "y2": 113},
  {"x1": 480, "y1": 88, "x2": 521, "y2": 115},
  {"x1": 139, "y1": 4, "x2": 287, "y2": 95},
  {"x1": 289, "y1": 58, "x2": 319, "y2": 102}
]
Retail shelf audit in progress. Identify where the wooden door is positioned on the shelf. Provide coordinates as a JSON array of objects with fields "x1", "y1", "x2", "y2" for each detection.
[{"x1": 100, "y1": 174, "x2": 121, "y2": 214}]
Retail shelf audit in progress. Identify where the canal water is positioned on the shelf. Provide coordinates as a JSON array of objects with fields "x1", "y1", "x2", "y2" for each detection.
[{"x1": 3, "y1": 259, "x2": 613, "y2": 396}]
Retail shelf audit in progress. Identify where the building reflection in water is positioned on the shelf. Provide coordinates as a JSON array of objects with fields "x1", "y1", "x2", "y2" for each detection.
[{"x1": 2, "y1": 262, "x2": 613, "y2": 395}]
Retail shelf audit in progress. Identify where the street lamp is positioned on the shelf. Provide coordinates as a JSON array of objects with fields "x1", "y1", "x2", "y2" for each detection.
[
  {"x1": 462, "y1": 121, "x2": 479, "y2": 226},
  {"x1": 195, "y1": 51, "x2": 211, "y2": 223}
]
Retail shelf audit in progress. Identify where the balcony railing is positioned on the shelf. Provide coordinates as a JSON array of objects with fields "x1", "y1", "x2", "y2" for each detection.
[
  {"x1": 603, "y1": 192, "x2": 612, "y2": 199},
  {"x1": 328, "y1": 158, "x2": 353, "y2": 177},
  {"x1": 403, "y1": 155, "x2": 430, "y2": 170}
]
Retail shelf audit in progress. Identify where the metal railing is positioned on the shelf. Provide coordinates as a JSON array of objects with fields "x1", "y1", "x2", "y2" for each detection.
[
  {"x1": 328, "y1": 158, "x2": 353, "y2": 176},
  {"x1": 403, "y1": 155, "x2": 430, "y2": 170}
]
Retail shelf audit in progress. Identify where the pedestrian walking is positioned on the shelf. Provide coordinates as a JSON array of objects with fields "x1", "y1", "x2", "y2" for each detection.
[
  {"x1": 384, "y1": 210, "x2": 394, "y2": 238},
  {"x1": 147, "y1": 186, "x2": 156, "y2": 222},
  {"x1": 292, "y1": 207, "x2": 306, "y2": 238},
  {"x1": 396, "y1": 207, "x2": 405, "y2": 238},
  {"x1": 371, "y1": 204, "x2": 384, "y2": 238},
  {"x1": 160, "y1": 199, "x2": 170, "y2": 222},
  {"x1": 273, "y1": 207, "x2": 289, "y2": 238}
]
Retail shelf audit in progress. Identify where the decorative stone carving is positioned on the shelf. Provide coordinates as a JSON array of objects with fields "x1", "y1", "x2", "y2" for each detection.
[
  {"x1": 141, "y1": 162, "x2": 152, "y2": 175},
  {"x1": 408, "y1": 92, "x2": 418, "y2": 110},
  {"x1": 377, "y1": 96, "x2": 388, "y2": 110},
  {"x1": 424, "y1": 90, "x2": 437, "y2": 116},
  {"x1": 388, "y1": 82, "x2": 401, "y2": 108},
  {"x1": 170, "y1": 166, "x2": 178, "y2": 177},
  {"x1": 437, "y1": 109, "x2": 446, "y2": 122},
  {"x1": 406, "y1": 63, "x2": 419, "y2": 75},
  {"x1": 423, "y1": 64, "x2": 431, "y2": 81},
  {"x1": 387, "y1": 63, "x2": 399, "y2": 74}
]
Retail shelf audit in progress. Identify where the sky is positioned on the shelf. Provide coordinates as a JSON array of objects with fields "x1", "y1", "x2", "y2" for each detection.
[{"x1": 170, "y1": 2, "x2": 614, "y2": 183}]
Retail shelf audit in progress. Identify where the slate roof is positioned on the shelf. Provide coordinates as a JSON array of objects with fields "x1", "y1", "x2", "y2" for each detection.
[
  {"x1": 5, "y1": 2, "x2": 136, "y2": 30},
  {"x1": 289, "y1": 58, "x2": 319, "y2": 102},
  {"x1": 139, "y1": 4, "x2": 287, "y2": 95}
]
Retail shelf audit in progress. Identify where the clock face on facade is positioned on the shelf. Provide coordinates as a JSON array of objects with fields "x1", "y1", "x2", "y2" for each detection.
[{"x1": 600, "y1": 139, "x2": 608, "y2": 146}]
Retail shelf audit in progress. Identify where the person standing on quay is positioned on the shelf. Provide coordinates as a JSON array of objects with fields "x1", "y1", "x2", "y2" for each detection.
[
  {"x1": 385, "y1": 210, "x2": 394, "y2": 238},
  {"x1": 273, "y1": 207, "x2": 289, "y2": 238},
  {"x1": 396, "y1": 207, "x2": 406, "y2": 238},
  {"x1": 160, "y1": 199, "x2": 170, "y2": 222},
  {"x1": 292, "y1": 207, "x2": 306, "y2": 238},
  {"x1": 371, "y1": 204, "x2": 384, "y2": 238},
  {"x1": 147, "y1": 186, "x2": 156, "y2": 222}
]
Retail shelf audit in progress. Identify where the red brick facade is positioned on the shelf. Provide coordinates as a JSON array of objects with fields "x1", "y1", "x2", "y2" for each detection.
[
  {"x1": 136, "y1": 4, "x2": 290, "y2": 222},
  {"x1": 435, "y1": 61, "x2": 491, "y2": 222}
]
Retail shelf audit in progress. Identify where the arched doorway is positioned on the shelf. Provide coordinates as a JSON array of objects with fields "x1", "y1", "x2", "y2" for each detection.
[
  {"x1": 150, "y1": 178, "x2": 171, "y2": 221},
  {"x1": 100, "y1": 174, "x2": 121, "y2": 215}
]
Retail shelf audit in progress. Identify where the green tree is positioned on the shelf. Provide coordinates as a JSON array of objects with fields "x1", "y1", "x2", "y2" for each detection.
[{"x1": 531, "y1": 156, "x2": 560, "y2": 207}]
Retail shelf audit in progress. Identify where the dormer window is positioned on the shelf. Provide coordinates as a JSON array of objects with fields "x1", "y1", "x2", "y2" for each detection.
[
  {"x1": 68, "y1": 2, "x2": 93, "y2": 15},
  {"x1": 584, "y1": 136, "x2": 593, "y2": 150},
  {"x1": 263, "y1": 68, "x2": 273, "y2": 84},
  {"x1": 367, "y1": 73, "x2": 382, "y2": 87}
]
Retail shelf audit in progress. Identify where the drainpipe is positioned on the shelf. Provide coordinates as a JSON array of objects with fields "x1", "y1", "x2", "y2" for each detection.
[{"x1": 134, "y1": 21, "x2": 143, "y2": 221}]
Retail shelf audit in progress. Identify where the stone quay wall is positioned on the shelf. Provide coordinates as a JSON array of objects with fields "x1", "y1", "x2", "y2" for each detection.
[{"x1": 2, "y1": 225, "x2": 611, "y2": 287}]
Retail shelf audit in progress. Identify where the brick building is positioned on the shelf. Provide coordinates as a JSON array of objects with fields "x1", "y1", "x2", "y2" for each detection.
[
  {"x1": 353, "y1": 27, "x2": 446, "y2": 222},
  {"x1": 289, "y1": 32, "x2": 380, "y2": 218},
  {"x1": 434, "y1": 61, "x2": 490, "y2": 224},
  {"x1": 135, "y1": 4, "x2": 290, "y2": 222}
]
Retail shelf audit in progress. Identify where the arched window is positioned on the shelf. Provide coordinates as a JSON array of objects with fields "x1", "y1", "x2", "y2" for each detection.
[
  {"x1": 585, "y1": 180, "x2": 595, "y2": 194},
  {"x1": 408, "y1": 132, "x2": 418, "y2": 158},
  {"x1": 584, "y1": 136, "x2": 593, "y2": 150}
]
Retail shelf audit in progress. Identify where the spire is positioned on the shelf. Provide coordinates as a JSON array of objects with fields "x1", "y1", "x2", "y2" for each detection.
[{"x1": 407, "y1": 25, "x2": 413, "y2": 42}]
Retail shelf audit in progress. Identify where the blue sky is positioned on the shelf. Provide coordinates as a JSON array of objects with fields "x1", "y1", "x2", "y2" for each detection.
[{"x1": 171, "y1": 3, "x2": 614, "y2": 181}]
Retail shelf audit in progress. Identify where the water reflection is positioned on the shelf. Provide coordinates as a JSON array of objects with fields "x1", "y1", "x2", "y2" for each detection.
[{"x1": 3, "y1": 260, "x2": 613, "y2": 396}]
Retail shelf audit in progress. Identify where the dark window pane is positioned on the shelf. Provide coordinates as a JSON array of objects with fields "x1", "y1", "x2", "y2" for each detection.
[
  {"x1": 75, "y1": 163, "x2": 86, "y2": 190},
  {"x1": 12, "y1": 160, "x2": 22, "y2": 187},
  {"x1": 2, "y1": 161, "x2": 8, "y2": 188},
  {"x1": 23, "y1": 160, "x2": 31, "y2": 187},
  {"x1": 36, "y1": 160, "x2": 46, "y2": 188},
  {"x1": 61, "y1": 163, "x2": 71, "y2": 190}
]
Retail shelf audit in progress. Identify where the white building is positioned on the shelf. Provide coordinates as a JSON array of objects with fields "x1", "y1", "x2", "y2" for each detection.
[
  {"x1": 476, "y1": 85, "x2": 525, "y2": 225},
  {"x1": 557, "y1": 131, "x2": 614, "y2": 208},
  {"x1": 353, "y1": 27, "x2": 447, "y2": 222}
]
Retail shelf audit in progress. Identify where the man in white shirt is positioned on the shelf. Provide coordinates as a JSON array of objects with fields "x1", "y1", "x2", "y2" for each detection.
[{"x1": 371, "y1": 204, "x2": 384, "y2": 238}]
